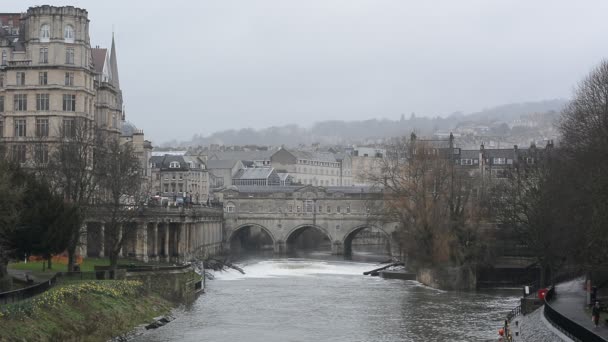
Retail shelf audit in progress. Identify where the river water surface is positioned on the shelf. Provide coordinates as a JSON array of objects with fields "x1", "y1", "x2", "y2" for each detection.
[{"x1": 133, "y1": 257, "x2": 518, "y2": 342}]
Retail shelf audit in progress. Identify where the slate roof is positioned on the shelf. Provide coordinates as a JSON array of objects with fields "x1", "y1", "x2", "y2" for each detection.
[
  {"x1": 460, "y1": 149, "x2": 480, "y2": 159},
  {"x1": 149, "y1": 155, "x2": 189, "y2": 171},
  {"x1": 91, "y1": 48, "x2": 107, "y2": 73},
  {"x1": 206, "y1": 159, "x2": 239, "y2": 169},
  {"x1": 226, "y1": 185, "x2": 382, "y2": 194},
  {"x1": 210, "y1": 150, "x2": 274, "y2": 161},
  {"x1": 233, "y1": 168, "x2": 274, "y2": 180},
  {"x1": 289, "y1": 150, "x2": 337, "y2": 162}
]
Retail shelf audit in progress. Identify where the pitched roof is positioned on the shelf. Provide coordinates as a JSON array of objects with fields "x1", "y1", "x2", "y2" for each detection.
[
  {"x1": 288, "y1": 150, "x2": 337, "y2": 162},
  {"x1": 209, "y1": 150, "x2": 274, "y2": 161},
  {"x1": 149, "y1": 155, "x2": 189, "y2": 170},
  {"x1": 91, "y1": 48, "x2": 107, "y2": 73},
  {"x1": 233, "y1": 168, "x2": 274, "y2": 180},
  {"x1": 206, "y1": 159, "x2": 239, "y2": 169}
]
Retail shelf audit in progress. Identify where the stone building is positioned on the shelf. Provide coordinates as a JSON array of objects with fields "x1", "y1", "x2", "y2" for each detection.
[
  {"x1": 270, "y1": 148, "x2": 353, "y2": 186},
  {"x1": 0, "y1": 6, "x2": 132, "y2": 165},
  {"x1": 149, "y1": 154, "x2": 209, "y2": 204}
]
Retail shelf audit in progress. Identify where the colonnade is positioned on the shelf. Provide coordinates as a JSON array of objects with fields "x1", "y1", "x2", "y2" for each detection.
[{"x1": 80, "y1": 219, "x2": 224, "y2": 262}]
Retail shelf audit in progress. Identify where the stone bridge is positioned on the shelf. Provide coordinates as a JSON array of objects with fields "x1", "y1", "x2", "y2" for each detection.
[
  {"x1": 220, "y1": 185, "x2": 398, "y2": 257},
  {"x1": 81, "y1": 206, "x2": 224, "y2": 262}
]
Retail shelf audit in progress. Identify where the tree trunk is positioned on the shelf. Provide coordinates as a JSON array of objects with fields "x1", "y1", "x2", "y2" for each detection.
[
  {"x1": 47, "y1": 256, "x2": 52, "y2": 270},
  {"x1": 67, "y1": 245, "x2": 76, "y2": 272},
  {"x1": 109, "y1": 249, "x2": 119, "y2": 279},
  {"x1": 0, "y1": 261, "x2": 11, "y2": 292}
]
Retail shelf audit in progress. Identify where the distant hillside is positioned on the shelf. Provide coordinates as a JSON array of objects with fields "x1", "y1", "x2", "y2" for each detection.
[{"x1": 163, "y1": 99, "x2": 568, "y2": 148}]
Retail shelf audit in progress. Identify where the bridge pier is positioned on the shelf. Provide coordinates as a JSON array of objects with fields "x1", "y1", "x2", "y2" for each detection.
[
  {"x1": 274, "y1": 240, "x2": 286, "y2": 255},
  {"x1": 331, "y1": 241, "x2": 343, "y2": 255}
]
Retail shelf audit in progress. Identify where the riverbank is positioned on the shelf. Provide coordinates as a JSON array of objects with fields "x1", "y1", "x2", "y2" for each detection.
[{"x1": 0, "y1": 280, "x2": 173, "y2": 342}]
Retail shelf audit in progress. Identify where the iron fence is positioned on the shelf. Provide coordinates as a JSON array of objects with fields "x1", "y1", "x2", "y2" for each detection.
[{"x1": 544, "y1": 287, "x2": 607, "y2": 342}]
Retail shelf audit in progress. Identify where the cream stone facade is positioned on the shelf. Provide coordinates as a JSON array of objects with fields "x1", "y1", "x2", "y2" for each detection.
[{"x1": 0, "y1": 6, "x2": 123, "y2": 165}]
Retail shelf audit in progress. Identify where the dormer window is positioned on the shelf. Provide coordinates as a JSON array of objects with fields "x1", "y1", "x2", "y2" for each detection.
[
  {"x1": 64, "y1": 25, "x2": 74, "y2": 43},
  {"x1": 40, "y1": 24, "x2": 50, "y2": 42},
  {"x1": 169, "y1": 161, "x2": 180, "y2": 168}
]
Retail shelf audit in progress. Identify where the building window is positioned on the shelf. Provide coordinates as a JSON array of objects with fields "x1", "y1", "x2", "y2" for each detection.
[
  {"x1": 0, "y1": 75, "x2": 3, "y2": 87},
  {"x1": 304, "y1": 200, "x2": 314, "y2": 213},
  {"x1": 461, "y1": 159, "x2": 473, "y2": 166},
  {"x1": 288, "y1": 204, "x2": 293, "y2": 212},
  {"x1": 16, "y1": 72, "x2": 25, "y2": 86},
  {"x1": 39, "y1": 47, "x2": 48, "y2": 64},
  {"x1": 38, "y1": 72, "x2": 48, "y2": 85},
  {"x1": 337, "y1": 206, "x2": 341, "y2": 213},
  {"x1": 62, "y1": 118, "x2": 75, "y2": 137},
  {"x1": 65, "y1": 72, "x2": 74, "y2": 86},
  {"x1": 0, "y1": 96, "x2": 3, "y2": 112},
  {"x1": 526, "y1": 157, "x2": 535, "y2": 164},
  {"x1": 65, "y1": 48, "x2": 75, "y2": 64},
  {"x1": 493, "y1": 157, "x2": 506, "y2": 165},
  {"x1": 40, "y1": 24, "x2": 50, "y2": 42},
  {"x1": 63, "y1": 94, "x2": 76, "y2": 111},
  {"x1": 169, "y1": 161, "x2": 180, "y2": 168},
  {"x1": 296, "y1": 206, "x2": 301, "y2": 213},
  {"x1": 0, "y1": 120, "x2": 3, "y2": 137},
  {"x1": 1, "y1": 50, "x2": 6, "y2": 66},
  {"x1": 12, "y1": 144, "x2": 26, "y2": 164},
  {"x1": 14, "y1": 94, "x2": 27, "y2": 111},
  {"x1": 36, "y1": 94, "x2": 50, "y2": 111},
  {"x1": 64, "y1": 25, "x2": 74, "y2": 43},
  {"x1": 34, "y1": 144, "x2": 49, "y2": 164},
  {"x1": 327, "y1": 206, "x2": 331, "y2": 213},
  {"x1": 346, "y1": 205, "x2": 351, "y2": 213},
  {"x1": 36, "y1": 118, "x2": 49, "y2": 137}
]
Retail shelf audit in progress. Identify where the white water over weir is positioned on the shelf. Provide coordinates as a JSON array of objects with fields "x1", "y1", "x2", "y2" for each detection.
[{"x1": 133, "y1": 258, "x2": 519, "y2": 342}]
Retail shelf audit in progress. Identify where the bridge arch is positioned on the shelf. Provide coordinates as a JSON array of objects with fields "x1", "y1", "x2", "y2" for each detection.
[
  {"x1": 342, "y1": 224, "x2": 392, "y2": 258},
  {"x1": 285, "y1": 224, "x2": 334, "y2": 254},
  {"x1": 227, "y1": 223, "x2": 277, "y2": 254}
]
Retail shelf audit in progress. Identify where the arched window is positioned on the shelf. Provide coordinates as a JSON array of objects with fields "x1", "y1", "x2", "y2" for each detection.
[
  {"x1": 64, "y1": 25, "x2": 74, "y2": 43},
  {"x1": 40, "y1": 24, "x2": 50, "y2": 42},
  {"x1": 225, "y1": 202, "x2": 236, "y2": 213}
]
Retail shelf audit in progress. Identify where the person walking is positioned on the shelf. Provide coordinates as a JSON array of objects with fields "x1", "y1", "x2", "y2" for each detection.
[{"x1": 592, "y1": 301, "x2": 601, "y2": 328}]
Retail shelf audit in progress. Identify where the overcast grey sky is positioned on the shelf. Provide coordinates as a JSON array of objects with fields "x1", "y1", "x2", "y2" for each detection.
[{"x1": 6, "y1": 1, "x2": 608, "y2": 142}]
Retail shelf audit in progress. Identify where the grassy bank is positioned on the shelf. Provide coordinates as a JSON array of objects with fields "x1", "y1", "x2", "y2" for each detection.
[{"x1": 0, "y1": 280, "x2": 173, "y2": 342}]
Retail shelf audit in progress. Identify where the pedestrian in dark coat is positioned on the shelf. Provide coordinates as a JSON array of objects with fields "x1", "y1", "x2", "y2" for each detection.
[{"x1": 593, "y1": 301, "x2": 601, "y2": 327}]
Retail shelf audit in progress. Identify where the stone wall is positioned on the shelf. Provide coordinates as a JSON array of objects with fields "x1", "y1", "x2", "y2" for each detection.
[
  {"x1": 417, "y1": 266, "x2": 477, "y2": 291},
  {"x1": 126, "y1": 266, "x2": 202, "y2": 303}
]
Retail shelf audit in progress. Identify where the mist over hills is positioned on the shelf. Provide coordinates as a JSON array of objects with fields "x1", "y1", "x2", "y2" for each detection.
[{"x1": 161, "y1": 99, "x2": 568, "y2": 148}]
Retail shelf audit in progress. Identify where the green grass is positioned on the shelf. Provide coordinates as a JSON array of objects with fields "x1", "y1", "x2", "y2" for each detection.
[{"x1": 9, "y1": 257, "x2": 151, "y2": 274}]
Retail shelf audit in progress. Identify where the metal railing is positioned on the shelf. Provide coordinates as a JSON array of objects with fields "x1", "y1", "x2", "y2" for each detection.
[
  {"x1": 0, "y1": 271, "x2": 112, "y2": 305},
  {"x1": 544, "y1": 287, "x2": 607, "y2": 342},
  {"x1": 507, "y1": 305, "x2": 522, "y2": 321},
  {"x1": 0, "y1": 274, "x2": 58, "y2": 305}
]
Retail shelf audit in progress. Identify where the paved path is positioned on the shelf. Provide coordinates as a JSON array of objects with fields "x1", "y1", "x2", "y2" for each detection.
[{"x1": 549, "y1": 279, "x2": 608, "y2": 339}]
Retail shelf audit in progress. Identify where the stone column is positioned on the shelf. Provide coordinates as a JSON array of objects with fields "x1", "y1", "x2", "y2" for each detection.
[
  {"x1": 99, "y1": 222, "x2": 105, "y2": 257},
  {"x1": 138, "y1": 222, "x2": 148, "y2": 262},
  {"x1": 153, "y1": 223, "x2": 159, "y2": 261},
  {"x1": 164, "y1": 223, "x2": 170, "y2": 260},
  {"x1": 274, "y1": 240, "x2": 285, "y2": 255},
  {"x1": 331, "y1": 241, "x2": 343, "y2": 255},
  {"x1": 78, "y1": 222, "x2": 88, "y2": 258}
]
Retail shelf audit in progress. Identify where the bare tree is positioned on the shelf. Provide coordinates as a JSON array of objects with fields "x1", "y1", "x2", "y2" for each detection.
[
  {"x1": 559, "y1": 60, "x2": 608, "y2": 270},
  {"x1": 365, "y1": 134, "x2": 486, "y2": 270},
  {"x1": 492, "y1": 150, "x2": 572, "y2": 286},
  {"x1": 46, "y1": 118, "x2": 102, "y2": 271},
  {"x1": 95, "y1": 136, "x2": 147, "y2": 272}
]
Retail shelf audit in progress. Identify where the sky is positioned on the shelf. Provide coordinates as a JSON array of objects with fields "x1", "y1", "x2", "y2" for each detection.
[{"x1": 5, "y1": 1, "x2": 608, "y2": 143}]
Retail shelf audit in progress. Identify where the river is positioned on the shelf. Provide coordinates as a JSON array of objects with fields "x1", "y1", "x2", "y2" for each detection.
[{"x1": 132, "y1": 255, "x2": 519, "y2": 342}]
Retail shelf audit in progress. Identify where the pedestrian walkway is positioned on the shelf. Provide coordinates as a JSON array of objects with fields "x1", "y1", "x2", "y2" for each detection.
[{"x1": 549, "y1": 278, "x2": 608, "y2": 340}]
